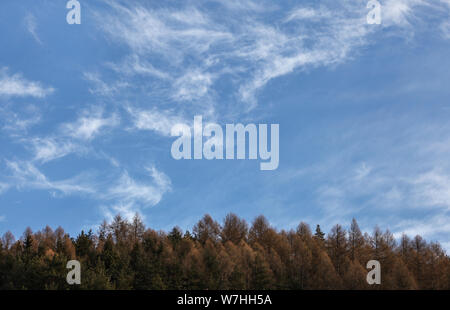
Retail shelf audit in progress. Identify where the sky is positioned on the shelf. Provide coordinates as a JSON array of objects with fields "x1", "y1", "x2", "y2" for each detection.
[{"x1": 1, "y1": 0, "x2": 450, "y2": 251}]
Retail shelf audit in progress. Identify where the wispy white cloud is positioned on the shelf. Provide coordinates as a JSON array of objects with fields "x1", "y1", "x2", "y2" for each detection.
[
  {"x1": 83, "y1": 72, "x2": 129, "y2": 97},
  {"x1": 16, "y1": 110, "x2": 119, "y2": 165},
  {"x1": 0, "y1": 182, "x2": 10, "y2": 195},
  {"x1": 380, "y1": 0, "x2": 450, "y2": 40},
  {"x1": 0, "y1": 68, "x2": 54, "y2": 98},
  {"x1": 29, "y1": 137, "x2": 80, "y2": 163},
  {"x1": 62, "y1": 109, "x2": 119, "y2": 141},
  {"x1": 91, "y1": 1, "x2": 373, "y2": 112},
  {"x1": 93, "y1": 0, "x2": 450, "y2": 115},
  {"x1": 107, "y1": 167, "x2": 171, "y2": 206},
  {"x1": 315, "y1": 163, "x2": 450, "y2": 214},
  {"x1": 99, "y1": 4, "x2": 233, "y2": 61},
  {"x1": 107, "y1": 54, "x2": 171, "y2": 80},
  {"x1": 24, "y1": 13, "x2": 42, "y2": 44},
  {"x1": 0, "y1": 215, "x2": 5, "y2": 222},
  {"x1": 127, "y1": 106, "x2": 187, "y2": 136},
  {"x1": 6, "y1": 160, "x2": 95, "y2": 196},
  {"x1": 393, "y1": 212, "x2": 450, "y2": 240},
  {"x1": 3, "y1": 0, "x2": 448, "y2": 237},
  {"x1": 100, "y1": 202, "x2": 137, "y2": 222},
  {"x1": 172, "y1": 69, "x2": 214, "y2": 102},
  {"x1": 211, "y1": 0, "x2": 275, "y2": 12},
  {"x1": 1, "y1": 107, "x2": 41, "y2": 134},
  {"x1": 101, "y1": 166, "x2": 172, "y2": 220},
  {"x1": 284, "y1": 7, "x2": 331, "y2": 22},
  {"x1": 18, "y1": 109, "x2": 119, "y2": 164},
  {"x1": 93, "y1": 2, "x2": 235, "y2": 118},
  {"x1": 409, "y1": 170, "x2": 450, "y2": 209},
  {"x1": 441, "y1": 20, "x2": 450, "y2": 39},
  {"x1": 3, "y1": 159, "x2": 171, "y2": 220},
  {"x1": 382, "y1": 0, "x2": 436, "y2": 28},
  {"x1": 355, "y1": 162, "x2": 373, "y2": 180},
  {"x1": 307, "y1": 158, "x2": 450, "y2": 245}
]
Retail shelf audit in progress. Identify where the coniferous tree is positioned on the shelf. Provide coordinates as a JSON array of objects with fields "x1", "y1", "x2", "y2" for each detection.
[
  {"x1": 193, "y1": 214, "x2": 221, "y2": 244},
  {"x1": 349, "y1": 219, "x2": 364, "y2": 263},
  {"x1": 314, "y1": 225, "x2": 325, "y2": 243},
  {"x1": 0, "y1": 214, "x2": 448, "y2": 290},
  {"x1": 221, "y1": 213, "x2": 248, "y2": 244},
  {"x1": 326, "y1": 224, "x2": 348, "y2": 277}
]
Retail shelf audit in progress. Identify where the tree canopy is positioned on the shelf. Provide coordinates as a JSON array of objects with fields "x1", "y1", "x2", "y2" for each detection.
[{"x1": 0, "y1": 214, "x2": 448, "y2": 290}]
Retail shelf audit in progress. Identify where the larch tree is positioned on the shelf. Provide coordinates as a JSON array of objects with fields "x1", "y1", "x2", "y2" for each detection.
[
  {"x1": 326, "y1": 224, "x2": 348, "y2": 277},
  {"x1": 193, "y1": 214, "x2": 221, "y2": 244},
  {"x1": 221, "y1": 213, "x2": 248, "y2": 244}
]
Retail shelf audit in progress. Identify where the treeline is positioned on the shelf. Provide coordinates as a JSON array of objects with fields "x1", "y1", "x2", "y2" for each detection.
[{"x1": 0, "y1": 214, "x2": 449, "y2": 290}]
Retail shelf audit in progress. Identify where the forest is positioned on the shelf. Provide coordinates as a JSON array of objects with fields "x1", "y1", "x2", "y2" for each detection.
[{"x1": 0, "y1": 213, "x2": 449, "y2": 290}]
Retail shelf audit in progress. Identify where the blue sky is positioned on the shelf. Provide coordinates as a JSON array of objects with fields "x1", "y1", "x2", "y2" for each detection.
[{"x1": 1, "y1": 0, "x2": 450, "y2": 250}]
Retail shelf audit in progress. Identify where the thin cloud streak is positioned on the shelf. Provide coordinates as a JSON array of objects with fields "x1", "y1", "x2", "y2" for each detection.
[
  {"x1": 0, "y1": 68, "x2": 54, "y2": 98},
  {"x1": 24, "y1": 13, "x2": 42, "y2": 44}
]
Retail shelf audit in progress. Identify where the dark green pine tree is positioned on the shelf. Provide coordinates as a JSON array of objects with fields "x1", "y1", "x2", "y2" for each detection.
[
  {"x1": 168, "y1": 227, "x2": 183, "y2": 249},
  {"x1": 314, "y1": 225, "x2": 325, "y2": 242},
  {"x1": 74, "y1": 230, "x2": 93, "y2": 258}
]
